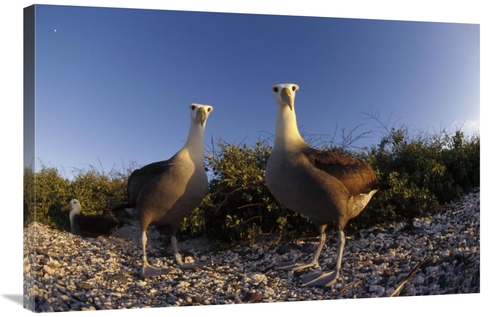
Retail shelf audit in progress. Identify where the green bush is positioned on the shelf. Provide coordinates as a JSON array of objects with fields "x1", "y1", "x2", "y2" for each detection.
[
  {"x1": 23, "y1": 164, "x2": 128, "y2": 231},
  {"x1": 23, "y1": 165, "x2": 70, "y2": 228},
  {"x1": 23, "y1": 167, "x2": 35, "y2": 226},
  {"x1": 178, "y1": 198, "x2": 210, "y2": 239},
  {"x1": 25, "y1": 124, "x2": 480, "y2": 248},
  {"x1": 441, "y1": 130, "x2": 480, "y2": 193},
  {"x1": 350, "y1": 127, "x2": 479, "y2": 231}
]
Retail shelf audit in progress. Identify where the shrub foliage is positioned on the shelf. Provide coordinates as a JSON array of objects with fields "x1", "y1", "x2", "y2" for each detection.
[
  {"x1": 24, "y1": 125, "x2": 480, "y2": 247},
  {"x1": 351, "y1": 127, "x2": 480, "y2": 230},
  {"x1": 23, "y1": 164, "x2": 128, "y2": 231}
]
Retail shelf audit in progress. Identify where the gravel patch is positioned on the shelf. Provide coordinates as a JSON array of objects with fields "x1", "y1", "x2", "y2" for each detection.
[{"x1": 23, "y1": 188, "x2": 480, "y2": 312}]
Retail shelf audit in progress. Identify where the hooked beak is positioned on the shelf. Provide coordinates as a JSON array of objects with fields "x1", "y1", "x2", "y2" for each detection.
[
  {"x1": 61, "y1": 203, "x2": 72, "y2": 212},
  {"x1": 281, "y1": 87, "x2": 294, "y2": 111},
  {"x1": 196, "y1": 107, "x2": 207, "y2": 126}
]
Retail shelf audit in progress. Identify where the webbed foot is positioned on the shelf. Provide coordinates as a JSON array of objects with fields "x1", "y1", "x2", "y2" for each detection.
[
  {"x1": 301, "y1": 270, "x2": 339, "y2": 287},
  {"x1": 177, "y1": 260, "x2": 209, "y2": 270},
  {"x1": 141, "y1": 262, "x2": 170, "y2": 278}
]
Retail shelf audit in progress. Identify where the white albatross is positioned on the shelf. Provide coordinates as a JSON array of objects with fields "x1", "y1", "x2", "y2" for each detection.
[{"x1": 265, "y1": 83, "x2": 380, "y2": 287}]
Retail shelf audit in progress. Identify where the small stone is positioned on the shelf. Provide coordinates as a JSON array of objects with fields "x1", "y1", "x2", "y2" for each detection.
[
  {"x1": 192, "y1": 295, "x2": 204, "y2": 303},
  {"x1": 43, "y1": 265, "x2": 55, "y2": 274},
  {"x1": 276, "y1": 245, "x2": 290, "y2": 255},
  {"x1": 372, "y1": 258, "x2": 386, "y2": 265},
  {"x1": 109, "y1": 273, "x2": 129, "y2": 283},
  {"x1": 244, "y1": 292, "x2": 262, "y2": 303},
  {"x1": 76, "y1": 282, "x2": 92, "y2": 290},
  {"x1": 300, "y1": 243, "x2": 317, "y2": 254},
  {"x1": 249, "y1": 273, "x2": 267, "y2": 285}
]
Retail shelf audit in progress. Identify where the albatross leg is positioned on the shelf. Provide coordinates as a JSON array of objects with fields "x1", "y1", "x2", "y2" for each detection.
[
  {"x1": 301, "y1": 230, "x2": 346, "y2": 287},
  {"x1": 141, "y1": 231, "x2": 171, "y2": 278},
  {"x1": 171, "y1": 235, "x2": 208, "y2": 270},
  {"x1": 276, "y1": 226, "x2": 327, "y2": 271}
]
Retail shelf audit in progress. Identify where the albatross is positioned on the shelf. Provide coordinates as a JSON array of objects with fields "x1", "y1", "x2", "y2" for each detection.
[
  {"x1": 265, "y1": 83, "x2": 379, "y2": 287},
  {"x1": 61, "y1": 199, "x2": 120, "y2": 238},
  {"x1": 119, "y1": 103, "x2": 213, "y2": 278}
]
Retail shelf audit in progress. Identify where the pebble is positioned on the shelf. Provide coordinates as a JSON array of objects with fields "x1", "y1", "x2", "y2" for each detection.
[{"x1": 23, "y1": 188, "x2": 480, "y2": 312}]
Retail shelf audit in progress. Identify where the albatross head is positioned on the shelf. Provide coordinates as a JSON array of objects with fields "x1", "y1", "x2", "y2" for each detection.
[
  {"x1": 271, "y1": 83, "x2": 299, "y2": 111},
  {"x1": 61, "y1": 199, "x2": 82, "y2": 230},
  {"x1": 61, "y1": 198, "x2": 81, "y2": 213},
  {"x1": 189, "y1": 103, "x2": 213, "y2": 127}
]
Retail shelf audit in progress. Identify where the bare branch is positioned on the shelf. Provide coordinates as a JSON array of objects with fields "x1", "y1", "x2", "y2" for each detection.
[{"x1": 389, "y1": 256, "x2": 429, "y2": 297}]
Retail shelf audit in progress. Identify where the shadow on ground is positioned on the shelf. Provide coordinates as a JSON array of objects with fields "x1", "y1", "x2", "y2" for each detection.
[{"x1": 2, "y1": 294, "x2": 23, "y2": 306}]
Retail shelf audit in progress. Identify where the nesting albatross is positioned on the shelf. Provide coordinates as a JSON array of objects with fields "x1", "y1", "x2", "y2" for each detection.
[
  {"x1": 265, "y1": 83, "x2": 379, "y2": 287},
  {"x1": 119, "y1": 103, "x2": 213, "y2": 278},
  {"x1": 61, "y1": 199, "x2": 120, "y2": 238}
]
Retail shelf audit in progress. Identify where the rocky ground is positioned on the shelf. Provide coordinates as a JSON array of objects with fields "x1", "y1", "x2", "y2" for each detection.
[{"x1": 23, "y1": 188, "x2": 480, "y2": 312}]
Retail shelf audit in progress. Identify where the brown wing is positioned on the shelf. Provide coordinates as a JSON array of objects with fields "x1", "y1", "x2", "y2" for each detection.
[
  {"x1": 302, "y1": 148, "x2": 379, "y2": 196},
  {"x1": 127, "y1": 159, "x2": 174, "y2": 204},
  {"x1": 72, "y1": 214, "x2": 119, "y2": 236}
]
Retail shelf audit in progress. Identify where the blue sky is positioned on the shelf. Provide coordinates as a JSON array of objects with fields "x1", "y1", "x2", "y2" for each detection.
[{"x1": 30, "y1": 4, "x2": 479, "y2": 177}]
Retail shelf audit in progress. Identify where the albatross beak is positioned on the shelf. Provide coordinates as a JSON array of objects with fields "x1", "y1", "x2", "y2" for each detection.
[
  {"x1": 61, "y1": 203, "x2": 72, "y2": 212},
  {"x1": 281, "y1": 87, "x2": 294, "y2": 111},
  {"x1": 196, "y1": 107, "x2": 207, "y2": 126}
]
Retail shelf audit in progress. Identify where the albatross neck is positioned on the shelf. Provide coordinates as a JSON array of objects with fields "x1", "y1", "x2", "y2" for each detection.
[
  {"x1": 181, "y1": 121, "x2": 206, "y2": 163},
  {"x1": 274, "y1": 105, "x2": 307, "y2": 150},
  {"x1": 69, "y1": 205, "x2": 80, "y2": 231}
]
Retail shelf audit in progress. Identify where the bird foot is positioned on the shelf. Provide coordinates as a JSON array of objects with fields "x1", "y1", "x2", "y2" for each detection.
[
  {"x1": 276, "y1": 261, "x2": 317, "y2": 272},
  {"x1": 177, "y1": 260, "x2": 209, "y2": 270},
  {"x1": 141, "y1": 262, "x2": 170, "y2": 278},
  {"x1": 301, "y1": 270, "x2": 339, "y2": 287}
]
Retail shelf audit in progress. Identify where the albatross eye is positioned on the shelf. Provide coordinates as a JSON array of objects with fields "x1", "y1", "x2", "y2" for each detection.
[
  {"x1": 191, "y1": 105, "x2": 196, "y2": 110},
  {"x1": 292, "y1": 85, "x2": 297, "y2": 91},
  {"x1": 273, "y1": 87, "x2": 279, "y2": 93}
]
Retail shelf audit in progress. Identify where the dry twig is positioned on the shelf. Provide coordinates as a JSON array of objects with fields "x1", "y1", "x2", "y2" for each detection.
[
  {"x1": 389, "y1": 256, "x2": 429, "y2": 297},
  {"x1": 338, "y1": 280, "x2": 363, "y2": 294}
]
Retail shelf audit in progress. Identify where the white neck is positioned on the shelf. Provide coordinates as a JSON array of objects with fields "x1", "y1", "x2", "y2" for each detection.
[
  {"x1": 180, "y1": 120, "x2": 206, "y2": 164},
  {"x1": 273, "y1": 105, "x2": 307, "y2": 150},
  {"x1": 69, "y1": 205, "x2": 80, "y2": 230}
]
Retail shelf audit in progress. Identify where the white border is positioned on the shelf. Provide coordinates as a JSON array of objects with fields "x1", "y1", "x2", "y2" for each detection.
[{"x1": 2, "y1": 1, "x2": 495, "y2": 316}]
